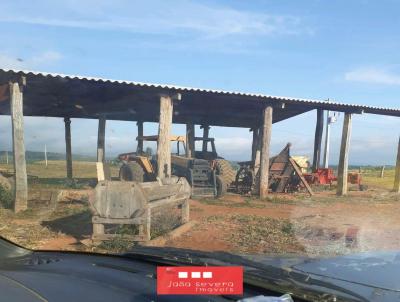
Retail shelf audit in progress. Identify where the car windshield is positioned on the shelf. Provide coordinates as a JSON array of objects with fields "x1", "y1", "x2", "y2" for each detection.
[{"x1": 0, "y1": 0, "x2": 400, "y2": 290}]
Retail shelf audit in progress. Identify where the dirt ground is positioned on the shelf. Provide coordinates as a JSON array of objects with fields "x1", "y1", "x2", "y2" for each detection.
[{"x1": 1, "y1": 182, "x2": 400, "y2": 257}]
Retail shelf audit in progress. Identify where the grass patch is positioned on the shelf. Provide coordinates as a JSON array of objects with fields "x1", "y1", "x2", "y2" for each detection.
[
  {"x1": 228, "y1": 214, "x2": 303, "y2": 254},
  {"x1": 97, "y1": 236, "x2": 135, "y2": 253}
]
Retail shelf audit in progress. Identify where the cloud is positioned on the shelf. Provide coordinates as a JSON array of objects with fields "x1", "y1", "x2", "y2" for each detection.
[
  {"x1": 0, "y1": 51, "x2": 62, "y2": 70},
  {"x1": 344, "y1": 67, "x2": 400, "y2": 85},
  {"x1": 0, "y1": 0, "x2": 311, "y2": 39}
]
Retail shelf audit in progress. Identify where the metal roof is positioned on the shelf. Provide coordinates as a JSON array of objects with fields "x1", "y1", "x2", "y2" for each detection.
[{"x1": 0, "y1": 68, "x2": 399, "y2": 127}]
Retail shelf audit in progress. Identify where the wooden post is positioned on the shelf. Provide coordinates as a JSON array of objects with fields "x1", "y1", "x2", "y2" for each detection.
[
  {"x1": 380, "y1": 166, "x2": 385, "y2": 178},
  {"x1": 10, "y1": 81, "x2": 28, "y2": 212},
  {"x1": 337, "y1": 113, "x2": 352, "y2": 196},
  {"x1": 393, "y1": 137, "x2": 400, "y2": 193},
  {"x1": 64, "y1": 118, "x2": 73, "y2": 179},
  {"x1": 251, "y1": 128, "x2": 258, "y2": 162},
  {"x1": 136, "y1": 121, "x2": 143, "y2": 154},
  {"x1": 157, "y1": 95, "x2": 173, "y2": 179},
  {"x1": 201, "y1": 125, "x2": 210, "y2": 152},
  {"x1": 181, "y1": 200, "x2": 190, "y2": 224},
  {"x1": 253, "y1": 127, "x2": 262, "y2": 175},
  {"x1": 143, "y1": 208, "x2": 151, "y2": 241},
  {"x1": 259, "y1": 106, "x2": 273, "y2": 198},
  {"x1": 312, "y1": 109, "x2": 324, "y2": 171},
  {"x1": 96, "y1": 117, "x2": 106, "y2": 181},
  {"x1": 186, "y1": 123, "x2": 195, "y2": 158}
]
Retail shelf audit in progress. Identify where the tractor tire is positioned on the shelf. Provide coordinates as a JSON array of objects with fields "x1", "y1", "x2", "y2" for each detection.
[
  {"x1": 215, "y1": 159, "x2": 236, "y2": 188},
  {"x1": 216, "y1": 175, "x2": 226, "y2": 198},
  {"x1": 119, "y1": 162, "x2": 145, "y2": 182}
]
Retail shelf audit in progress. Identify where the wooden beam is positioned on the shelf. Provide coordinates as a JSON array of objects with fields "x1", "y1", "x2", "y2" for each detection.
[
  {"x1": 97, "y1": 117, "x2": 106, "y2": 181},
  {"x1": 337, "y1": 113, "x2": 352, "y2": 196},
  {"x1": 64, "y1": 118, "x2": 73, "y2": 179},
  {"x1": 393, "y1": 137, "x2": 400, "y2": 193},
  {"x1": 259, "y1": 106, "x2": 273, "y2": 198},
  {"x1": 186, "y1": 123, "x2": 195, "y2": 158},
  {"x1": 137, "y1": 121, "x2": 143, "y2": 154},
  {"x1": 97, "y1": 117, "x2": 106, "y2": 162},
  {"x1": 312, "y1": 109, "x2": 324, "y2": 171},
  {"x1": 157, "y1": 96, "x2": 173, "y2": 179},
  {"x1": 201, "y1": 125, "x2": 210, "y2": 152},
  {"x1": 10, "y1": 82, "x2": 28, "y2": 212},
  {"x1": 254, "y1": 127, "x2": 262, "y2": 175},
  {"x1": 251, "y1": 127, "x2": 259, "y2": 162}
]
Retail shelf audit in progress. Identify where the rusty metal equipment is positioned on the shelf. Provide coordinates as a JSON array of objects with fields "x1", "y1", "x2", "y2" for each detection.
[
  {"x1": 304, "y1": 168, "x2": 365, "y2": 190},
  {"x1": 89, "y1": 176, "x2": 191, "y2": 242},
  {"x1": 304, "y1": 168, "x2": 337, "y2": 185},
  {"x1": 235, "y1": 143, "x2": 313, "y2": 195}
]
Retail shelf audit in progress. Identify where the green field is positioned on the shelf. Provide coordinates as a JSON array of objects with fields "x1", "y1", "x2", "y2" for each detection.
[
  {"x1": 0, "y1": 160, "x2": 120, "y2": 189},
  {"x1": 354, "y1": 167, "x2": 396, "y2": 190},
  {"x1": 0, "y1": 160, "x2": 397, "y2": 191}
]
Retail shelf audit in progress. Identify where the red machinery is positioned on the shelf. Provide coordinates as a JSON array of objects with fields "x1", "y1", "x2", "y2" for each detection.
[
  {"x1": 304, "y1": 168, "x2": 363, "y2": 187},
  {"x1": 304, "y1": 168, "x2": 337, "y2": 185}
]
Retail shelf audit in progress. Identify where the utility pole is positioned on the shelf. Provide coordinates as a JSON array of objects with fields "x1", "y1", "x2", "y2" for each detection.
[{"x1": 323, "y1": 107, "x2": 339, "y2": 169}]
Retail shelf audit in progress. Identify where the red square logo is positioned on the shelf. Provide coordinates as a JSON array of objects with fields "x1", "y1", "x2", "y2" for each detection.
[{"x1": 157, "y1": 266, "x2": 243, "y2": 295}]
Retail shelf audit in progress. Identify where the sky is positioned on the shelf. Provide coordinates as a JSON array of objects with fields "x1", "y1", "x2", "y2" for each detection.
[{"x1": 0, "y1": 0, "x2": 399, "y2": 165}]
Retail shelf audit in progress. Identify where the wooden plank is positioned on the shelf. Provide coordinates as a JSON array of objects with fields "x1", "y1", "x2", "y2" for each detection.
[
  {"x1": 137, "y1": 121, "x2": 143, "y2": 154},
  {"x1": 251, "y1": 127, "x2": 258, "y2": 162},
  {"x1": 92, "y1": 233, "x2": 147, "y2": 242},
  {"x1": 289, "y1": 158, "x2": 314, "y2": 196},
  {"x1": 10, "y1": 82, "x2": 28, "y2": 213},
  {"x1": 97, "y1": 117, "x2": 106, "y2": 162},
  {"x1": 64, "y1": 117, "x2": 73, "y2": 179},
  {"x1": 312, "y1": 109, "x2": 324, "y2": 171},
  {"x1": 96, "y1": 162, "x2": 105, "y2": 182},
  {"x1": 393, "y1": 137, "x2": 400, "y2": 193},
  {"x1": 186, "y1": 123, "x2": 195, "y2": 158},
  {"x1": 259, "y1": 106, "x2": 273, "y2": 198},
  {"x1": 144, "y1": 208, "x2": 151, "y2": 241},
  {"x1": 201, "y1": 125, "x2": 210, "y2": 152},
  {"x1": 157, "y1": 96, "x2": 173, "y2": 179},
  {"x1": 148, "y1": 197, "x2": 186, "y2": 209},
  {"x1": 92, "y1": 223, "x2": 104, "y2": 236},
  {"x1": 92, "y1": 216, "x2": 145, "y2": 225},
  {"x1": 97, "y1": 117, "x2": 106, "y2": 181},
  {"x1": 142, "y1": 221, "x2": 196, "y2": 247},
  {"x1": 337, "y1": 113, "x2": 352, "y2": 196}
]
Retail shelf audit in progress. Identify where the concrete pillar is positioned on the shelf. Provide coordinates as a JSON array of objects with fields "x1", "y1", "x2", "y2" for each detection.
[
  {"x1": 157, "y1": 96, "x2": 173, "y2": 179},
  {"x1": 393, "y1": 137, "x2": 400, "y2": 193},
  {"x1": 10, "y1": 81, "x2": 28, "y2": 212},
  {"x1": 136, "y1": 121, "x2": 143, "y2": 154},
  {"x1": 64, "y1": 118, "x2": 73, "y2": 179},
  {"x1": 186, "y1": 123, "x2": 195, "y2": 158},
  {"x1": 337, "y1": 113, "x2": 352, "y2": 196},
  {"x1": 312, "y1": 109, "x2": 324, "y2": 171},
  {"x1": 259, "y1": 106, "x2": 273, "y2": 198}
]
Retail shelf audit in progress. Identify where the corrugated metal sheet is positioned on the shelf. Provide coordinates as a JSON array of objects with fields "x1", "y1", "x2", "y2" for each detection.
[{"x1": 1, "y1": 68, "x2": 399, "y2": 115}]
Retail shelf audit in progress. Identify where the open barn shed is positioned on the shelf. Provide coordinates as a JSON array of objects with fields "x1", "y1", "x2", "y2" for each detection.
[{"x1": 0, "y1": 69, "x2": 399, "y2": 212}]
